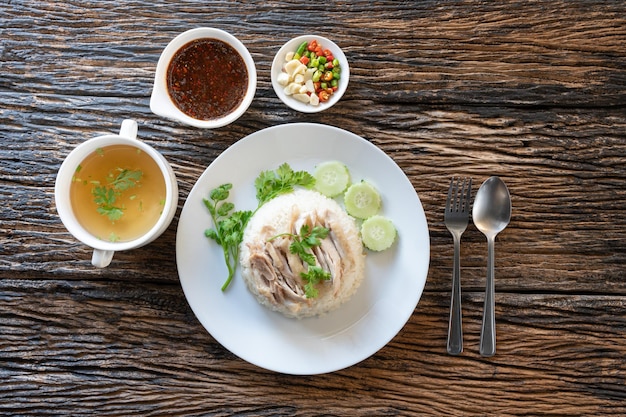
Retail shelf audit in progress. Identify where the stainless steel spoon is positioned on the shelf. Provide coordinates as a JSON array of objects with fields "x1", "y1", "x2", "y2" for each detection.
[{"x1": 472, "y1": 176, "x2": 511, "y2": 357}]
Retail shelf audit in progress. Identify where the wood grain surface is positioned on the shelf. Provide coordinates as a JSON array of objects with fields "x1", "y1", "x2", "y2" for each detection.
[{"x1": 1, "y1": 0, "x2": 625, "y2": 415}]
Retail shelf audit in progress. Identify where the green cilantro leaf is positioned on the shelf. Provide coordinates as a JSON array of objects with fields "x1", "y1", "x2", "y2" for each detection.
[
  {"x1": 109, "y1": 169, "x2": 142, "y2": 191},
  {"x1": 255, "y1": 163, "x2": 315, "y2": 206},
  {"x1": 204, "y1": 184, "x2": 253, "y2": 291},
  {"x1": 92, "y1": 168, "x2": 142, "y2": 222},
  {"x1": 302, "y1": 265, "x2": 331, "y2": 298}
]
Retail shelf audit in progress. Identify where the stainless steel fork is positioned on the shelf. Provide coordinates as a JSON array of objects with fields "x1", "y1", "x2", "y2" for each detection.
[{"x1": 444, "y1": 177, "x2": 472, "y2": 355}]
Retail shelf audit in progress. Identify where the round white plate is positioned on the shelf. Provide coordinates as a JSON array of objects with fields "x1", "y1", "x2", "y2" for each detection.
[{"x1": 176, "y1": 123, "x2": 430, "y2": 375}]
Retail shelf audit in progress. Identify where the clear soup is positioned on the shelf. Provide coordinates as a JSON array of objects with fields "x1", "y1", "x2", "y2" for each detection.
[{"x1": 70, "y1": 144, "x2": 166, "y2": 242}]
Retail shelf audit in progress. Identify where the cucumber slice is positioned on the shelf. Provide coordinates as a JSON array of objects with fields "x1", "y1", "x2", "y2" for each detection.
[
  {"x1": 313, "y1": 161, "x2": 351, "y2": 197},
  {"x1": 344, "y1": 181, "x2": 381, "y2": 219},
  {"x1": 361, "y1": 215, "x2": 397, "y2": 251}
]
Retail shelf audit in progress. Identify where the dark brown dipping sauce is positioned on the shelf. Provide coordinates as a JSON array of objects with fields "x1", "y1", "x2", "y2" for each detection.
[{"x1": 166, "y1": 38, "x2": 248, "y2": 121}]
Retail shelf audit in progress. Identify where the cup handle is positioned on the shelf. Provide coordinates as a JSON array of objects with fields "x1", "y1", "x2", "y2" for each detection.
[
  {"x1": 92, "y1": 249, "x2": 114, "y2": 268},
  {"x1": 119, "y1": 119, "x2": 138, "y2": 140}
]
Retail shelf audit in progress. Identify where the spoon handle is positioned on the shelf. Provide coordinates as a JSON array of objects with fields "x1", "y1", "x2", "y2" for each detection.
[
  {"x1": 480, "y1": 236, "x2": 496, "y2": 356},
  {"x1": 447, "y1": 233, "x2": 463, "y2": 355}
]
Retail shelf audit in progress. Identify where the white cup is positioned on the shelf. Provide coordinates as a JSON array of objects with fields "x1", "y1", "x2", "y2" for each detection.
[{"x1": 55, "y1": 119, "x2": 179, "y2": 267}]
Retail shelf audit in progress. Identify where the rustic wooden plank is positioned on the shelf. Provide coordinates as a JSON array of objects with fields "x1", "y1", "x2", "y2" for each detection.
[
  {"x1": 2, "y1": 0, "x2": 626, "y2": 414},
  {"x1": 0, "y1": 279, "x2": 624, "y2": 415},
  {"x1": 3, "y1": 0, "x2": 625, "y2": 106}
]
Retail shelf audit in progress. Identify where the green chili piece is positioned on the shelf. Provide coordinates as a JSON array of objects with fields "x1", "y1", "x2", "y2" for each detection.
[{"x1": 295, "y1": 41, "x2": 308, "y2": 56}]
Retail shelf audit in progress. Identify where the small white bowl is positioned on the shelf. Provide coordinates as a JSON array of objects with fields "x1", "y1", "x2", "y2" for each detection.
[
  {"x1": 150, "y1": 28, "x2": 257, "y2": 128},
  {"x1": 271, "y1": 35, "x2": 349, "y2": 113}
]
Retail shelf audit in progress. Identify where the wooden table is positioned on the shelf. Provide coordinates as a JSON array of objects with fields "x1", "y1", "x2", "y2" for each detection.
[{"x1": 2, "y1": 1, "x2": 625, "y2": 415}]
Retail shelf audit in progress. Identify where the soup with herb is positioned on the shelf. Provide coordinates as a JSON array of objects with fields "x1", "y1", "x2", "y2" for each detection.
[
  {"x1": 70, "y1": 145, "x2": 166, "y2": 242},
  {"x1": 166, "y1": 38, "x2": 248, "y2": 120}
]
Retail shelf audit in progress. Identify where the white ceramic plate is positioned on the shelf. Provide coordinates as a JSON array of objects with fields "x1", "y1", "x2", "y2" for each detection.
[{"x1": 176, "y1": 123, "x2": 429, "y2": 375}]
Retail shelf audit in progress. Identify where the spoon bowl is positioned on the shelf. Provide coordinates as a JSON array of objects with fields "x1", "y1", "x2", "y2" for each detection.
[
  {"x1": 472, "y1": 176, "x2": 511, "y2": 356},
  {"x1": 473, "y1": 177, "x2": 511, "y2": 237}
]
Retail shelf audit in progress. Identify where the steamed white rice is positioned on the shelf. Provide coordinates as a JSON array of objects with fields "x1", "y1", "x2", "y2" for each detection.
[{"x1": 240, "y1": 189, "x2": 366, "y2": 318}]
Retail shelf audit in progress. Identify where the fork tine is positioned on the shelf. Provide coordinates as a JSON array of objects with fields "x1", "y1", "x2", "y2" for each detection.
[
  {"x1": 454, "y1": 178, "x2": 462, "y2": 212},
  {"x1": 446, "y1": 178, "x2": 455, "y2": 212},
  {"x1": 446, "y1": 177, "x2": 472, "y2": 214},
  {"x1": 461, "y1": 178, "x2": 472, "y2": 212}
]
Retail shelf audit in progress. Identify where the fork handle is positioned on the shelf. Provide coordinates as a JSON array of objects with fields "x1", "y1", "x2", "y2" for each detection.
[{"x1": 447, "y1": 234, "x2": 463, "y2": 355}]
